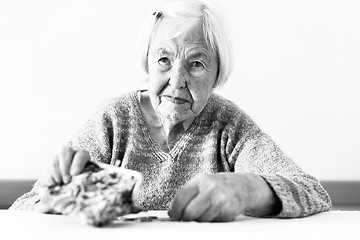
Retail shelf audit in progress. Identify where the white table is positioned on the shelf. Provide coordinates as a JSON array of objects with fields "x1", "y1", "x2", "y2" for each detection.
[{"x1": 1, "y1": 210, "x2": 359, "y2": 240}]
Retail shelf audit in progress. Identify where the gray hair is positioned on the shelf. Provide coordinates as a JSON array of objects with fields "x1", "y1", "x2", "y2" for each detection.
[{"x1": 137, "y1": 0, "x2": 233, "y2": 88}]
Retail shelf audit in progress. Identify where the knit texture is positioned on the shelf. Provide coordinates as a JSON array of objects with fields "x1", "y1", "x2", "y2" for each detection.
[{"x1": 10, "y1": 91, "x2": 332, "y2": 217}]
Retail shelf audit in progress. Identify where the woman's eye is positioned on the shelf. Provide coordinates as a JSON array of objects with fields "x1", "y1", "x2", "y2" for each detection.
[
  {"x1": 190, "y1": 61, "x2": 204, "y2": 68},
  {"x1": 158, "y1": 57, "x2": 170, "y2": 66}
]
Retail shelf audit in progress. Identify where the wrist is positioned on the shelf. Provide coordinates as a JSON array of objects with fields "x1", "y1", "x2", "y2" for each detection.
[{"x1": 241, "y1": 173, "x2": 282, "y2": 216}]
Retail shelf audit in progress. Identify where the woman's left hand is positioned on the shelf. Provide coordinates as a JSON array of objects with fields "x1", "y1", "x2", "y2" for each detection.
[{"x1": 168, "y1": 172, "x2": 281, "y2": 222}]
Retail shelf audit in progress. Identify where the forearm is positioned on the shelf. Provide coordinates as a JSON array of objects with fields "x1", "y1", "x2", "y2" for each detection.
[{"x1": 233, "y1": 133, "x2": 331, "y2": 217}]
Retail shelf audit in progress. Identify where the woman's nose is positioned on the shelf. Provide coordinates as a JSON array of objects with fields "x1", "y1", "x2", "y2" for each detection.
[{"x1": 168, "y1": 62, "x2": 186, "y2": 88}]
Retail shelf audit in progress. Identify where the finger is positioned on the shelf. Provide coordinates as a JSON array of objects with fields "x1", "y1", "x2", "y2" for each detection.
[
  {"x1": 58, "y1": 145, "x2": 75, "y2": 184},
  {"x1": 212, "y1": 201, "x2": 239, "y2": 222},
  {"x1": 69, "y1": 150, "x2": 90, "y2": 176},
  {"x1": 38, "y1": 160, "x2": 55, "y2": 187},
  {"x1": 168, "y1": 184, "x2": 199, "y2": 221},
  {"x1": 213, "y1": 208, "x2": 238, "y2": 222},
  {"x1": 197, "y1": 204, "x2": 222, "y2": 222},
  {"x1": 49, "y1": 155, "x2": 62, "y2": 184},
  {"x1": 39, "y1": 171, "x2": 57, "y2": 187},
  {"x1": 181, "y1": 192, "x2": 212, "y2": 221}
]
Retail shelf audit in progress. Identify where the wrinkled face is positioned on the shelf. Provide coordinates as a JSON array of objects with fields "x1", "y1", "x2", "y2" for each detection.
[{"x1": 147, "y1": 19, "x2": 219, "y2": 126}]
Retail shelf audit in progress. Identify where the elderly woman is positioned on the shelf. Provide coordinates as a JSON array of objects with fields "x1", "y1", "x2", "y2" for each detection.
[{"x1": 10, "y1": 0, "x2": 331, "y2": 222}]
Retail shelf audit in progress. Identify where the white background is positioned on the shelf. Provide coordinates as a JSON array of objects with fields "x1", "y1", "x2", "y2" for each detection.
[{"x1": 0, "y1": 0, "x2": 359, "y2": 180}]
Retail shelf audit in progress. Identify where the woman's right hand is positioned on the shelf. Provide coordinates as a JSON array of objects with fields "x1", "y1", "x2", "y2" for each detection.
[
  {"x1": 39, "y1": 144, "x2": 90, "y2": 187},
  {"x1": 35, "y1": 145, "x2": 90, "y2": 213}
]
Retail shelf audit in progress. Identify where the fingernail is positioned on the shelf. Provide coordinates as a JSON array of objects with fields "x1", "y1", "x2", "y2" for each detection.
[{"x1": 63, "y1": 175, "x2": 71, "y2": 184}]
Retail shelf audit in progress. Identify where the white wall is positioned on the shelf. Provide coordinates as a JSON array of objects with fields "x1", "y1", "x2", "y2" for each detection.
[{"x1": 0, "y1": 0, "x2": 359, "y2": 180}]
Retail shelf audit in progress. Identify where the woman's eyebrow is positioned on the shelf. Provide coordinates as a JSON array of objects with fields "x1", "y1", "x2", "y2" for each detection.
[
  {"x1": 157, "y1": 48, "x2": 173, "y2": 56},
  {"x1": 186, "y1": 50, "x2": 210, "y2": 61}
]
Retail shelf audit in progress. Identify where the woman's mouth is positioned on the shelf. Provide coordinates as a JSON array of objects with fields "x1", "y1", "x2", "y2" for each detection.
[{"x1": 162, "y1": 95, "x2": 189, "y2": 104}]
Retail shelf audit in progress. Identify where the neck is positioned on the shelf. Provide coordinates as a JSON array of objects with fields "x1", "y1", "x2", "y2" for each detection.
[{"x1": 157, "y1": 114, "x2": 185, "y2": 141}]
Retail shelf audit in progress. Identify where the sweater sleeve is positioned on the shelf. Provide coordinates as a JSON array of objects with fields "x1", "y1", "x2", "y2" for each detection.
[
  {"x1": 69, "y1": 100, "x2": 115, "y2": 165},
  {"x1": 9, "y1": 100, "x2": 116, "y2": 211},
  {"x1": 233, "y1": 133, "x2": 332, "y2": 218}
]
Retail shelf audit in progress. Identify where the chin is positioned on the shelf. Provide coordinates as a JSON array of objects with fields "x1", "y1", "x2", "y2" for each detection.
[{"x1": 157, "y1": 105, "x2": 195, "y2": 124}]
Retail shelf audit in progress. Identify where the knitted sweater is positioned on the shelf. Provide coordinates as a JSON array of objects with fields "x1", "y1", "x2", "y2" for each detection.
[{"x1": 10, "y1": 91, "x2": 332, "y2": 217}]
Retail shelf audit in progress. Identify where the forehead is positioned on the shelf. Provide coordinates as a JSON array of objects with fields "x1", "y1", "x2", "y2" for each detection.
[{"x1": 150, "y1": 19, "x2": 209, "y2": 54}]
